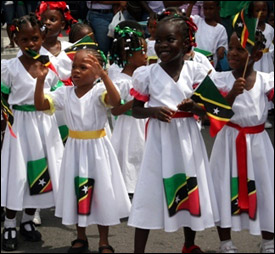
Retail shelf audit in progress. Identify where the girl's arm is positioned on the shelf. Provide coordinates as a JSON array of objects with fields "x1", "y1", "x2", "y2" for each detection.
[
  {"x1": 177, "y1": 98, "x2": 206, "y2": 117},
  {"x1": 132, "y1": 99, "x2": 176, "y2": 123},
  {"x1": 85, "y1": 54, "x2": 121, "y2": 107},
  {"x1": 111, "y1": 100, "x2": 133, "y2": 116},
  {"x1": 34, "y1": 63, "x2": 50, "y2": 111}
]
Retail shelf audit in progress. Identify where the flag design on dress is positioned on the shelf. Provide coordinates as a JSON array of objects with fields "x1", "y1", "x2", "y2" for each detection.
[
  {"x1": 65, "y1": 33, "x2": 98, "y2": 60},
  {"x1": 191, "y1": 75, "x2": 234, "y2": 137},
  {"x1": 231, "y1": 177, "x2": 257, "y2": 220},
  {"x1": 232, "y1": 8, "x2": 258, "y2": 54},
  {"x1": 1, "y1": 93, "x2": 16, "y2": 138},
  {"x1": 75, "y1": 177, "x2": 95, "y2": 215},
  {"x1": 163, "y1": 173, "x2": 200, "y2": 217},
  {"x1": 27, "y1": 157, "x2": 52, "y2": 195}
]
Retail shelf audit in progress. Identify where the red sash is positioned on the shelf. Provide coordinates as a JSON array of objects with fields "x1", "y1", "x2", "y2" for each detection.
[{"x1": 227, "y1": 122, "x2": 265, "y2": 211}]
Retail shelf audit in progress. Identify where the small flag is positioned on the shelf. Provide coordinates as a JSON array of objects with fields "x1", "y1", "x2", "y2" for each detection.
[
  {"x1": 163, "y1": 173, "x2": 200, "y2": 217},
  {"x1": 232, "y1": 8, "x2": 258, "y2": 54},
  {"x1": 75, "y1": 177, "x2": 94, "y2": 215},
  {"x1": 191, "y1": 75, "x2": 234, "y2": 137},
  {"x1": 1, "y1": 93, "x2": 16, "y2": 138},
  {"x1": 64, "y1": 33, "x2": 98, "y2": 60},
  {"x1": 194, "y1": 48, "x2": 214, "y2": 66},
  {"x1": 27, "y1": 158, "x2": 52, "y2": 195},
  {"x1": 231, "y1": 177, "x2": 257, "y2": 220},
  {"x1": 25, "y1": 48, "x2": 59, "y2": 76}
]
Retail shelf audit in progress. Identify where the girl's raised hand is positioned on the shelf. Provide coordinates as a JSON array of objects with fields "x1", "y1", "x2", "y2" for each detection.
[
  {"x1": 37, "y1": 62, "x2": 49, "y2": 81},
  {"x1": 230, "y1": 77, "x2": 246, "y2": 96},
  {"x1": 84, "y1": 54, "x2": 105, "y2": 79}
]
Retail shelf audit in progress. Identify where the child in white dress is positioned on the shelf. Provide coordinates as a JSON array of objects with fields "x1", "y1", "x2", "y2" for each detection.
[
  {"x1": 128, "y1": 14, "x2": 219, "y2": 253},
  {"x1": 250, "y1": 1, "x2": 274, "y2": 73},
  {"x1": 110, "y1": 21, "x2": 148, "y2": 197},
  {"x1": 187, "y1": 1, "x2": 228, "y2": 69},
  {"x1": 1, "y1": 14, "x2": 64, "y2": 251},
  {"x1": 34, "y1": 48, "x2": 131, "y2": 253},
  {"x1": 210, "y1": 31, "x2": 274, "y2": 253}
]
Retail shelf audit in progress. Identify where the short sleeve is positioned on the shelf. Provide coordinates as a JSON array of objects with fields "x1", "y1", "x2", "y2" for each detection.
[
  {"x1": 1, "y1": 59, "x2": 12, "y2": 94},
  {"x1": 211, "y1": 71, "x2": 232, "y2": 97},
  {"x1": 46, "y1": 86, "x2": 67, "y2": 111},
  {"x1": 130, "y1": 66, "x2": 150, "y2": 102}
]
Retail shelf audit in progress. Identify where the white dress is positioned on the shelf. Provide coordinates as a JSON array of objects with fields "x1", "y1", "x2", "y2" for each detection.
[
  {"x1": 254, "y1": 23, "x2": 274, "y2": 73},
  {"x1": 1, "y1": 58, "x2": 64, "y2": 211},
  {"x1": 192, "y1": 15, "x2": 228, "y2": 68},
  {"x1": 110, "y1": 73, "x2": 146, "y2": 194},
  {"x1": 128, "y1": 62, "x2": 220, "y2": 232},
  {"x1": 210, "y1": 71, "x2": 274, "y2": 235},
  {"x1": 52, "y1": 84, "x2": 131, "y2": 227}
]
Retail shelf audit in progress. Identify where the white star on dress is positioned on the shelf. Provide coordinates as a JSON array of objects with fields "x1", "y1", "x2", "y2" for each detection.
[
  {"x1": 213, "y1": 108, "x2": 220, "y2": 115},
  {"x1": 38, "y1": 179, "x2": 46, "y2": 186},
  {"x1": 82, "y1": 185, "x2": 88, "y2": 194},
  {"x1": 175, "y1": 196, "x2": 181, "y2": 204}
]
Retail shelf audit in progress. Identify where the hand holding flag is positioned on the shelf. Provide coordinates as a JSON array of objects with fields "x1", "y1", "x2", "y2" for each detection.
[{"x1": 191, "y1": 75, "x2": 234, "y2": 137}]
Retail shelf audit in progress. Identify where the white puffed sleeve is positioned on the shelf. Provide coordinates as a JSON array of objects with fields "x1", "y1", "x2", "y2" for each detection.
[
  {"x1": 130, "y1": 66, "x2": 150, "y2": 102},
  {"x1": 1, "y1": 59, "x2": 12, "y2": 95}
]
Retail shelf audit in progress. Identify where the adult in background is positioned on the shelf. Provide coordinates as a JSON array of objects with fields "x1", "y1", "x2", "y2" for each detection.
[{"x1": 86, "y1": 1, "x2": 126, "y2": 57}]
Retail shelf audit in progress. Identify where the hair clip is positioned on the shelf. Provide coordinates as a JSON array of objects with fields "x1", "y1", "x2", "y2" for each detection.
[
  {"x1": 40, "y1": 25, "x2": 46, "y2": 32},
  {"x1": 124, "y1": 47, "x2": 130, "y2": 51},
  {"x1": 10, "y1": 25, "x2": 16, "y2": 32},
  {"x1": 126, "y1": 39, "x2": 131, "y2": 43}
]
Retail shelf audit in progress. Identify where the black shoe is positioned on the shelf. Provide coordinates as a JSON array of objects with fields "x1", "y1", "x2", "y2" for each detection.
[
  {"x1": 2, "y1": 228, "x2": 18, "y2": 251},
  {"x1": 68, "y1": 239, "x2": 89, "y2": 253},
  {"x1": 98, "y1": 245, "x2": 115, "y2": 253},
  {"x1": 20, "y1": 221, "x2": 42, "y2": 242}
]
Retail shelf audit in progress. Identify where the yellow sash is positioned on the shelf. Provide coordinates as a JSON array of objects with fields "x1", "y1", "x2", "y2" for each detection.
[{"x1": 69, "y1": 129, "x2": 106, "y2": 139}]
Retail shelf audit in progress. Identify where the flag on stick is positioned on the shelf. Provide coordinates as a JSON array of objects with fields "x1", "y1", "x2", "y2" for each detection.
[{"x1": 191, "y1": 75, "x2": 234, "y2": 137}]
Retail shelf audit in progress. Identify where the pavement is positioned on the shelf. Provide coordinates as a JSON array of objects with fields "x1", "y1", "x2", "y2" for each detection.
[{"x1": 1, "y1": 25, "x2": 274, "y2": 253}]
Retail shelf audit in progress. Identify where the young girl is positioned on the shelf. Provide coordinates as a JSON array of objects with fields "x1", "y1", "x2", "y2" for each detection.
[
  {"x1": 187, "y1": 1, "x2": 228, "y2": 69},
  {"x1": 110, "y1": 21, "x2": 148, "y2": 198},
  {"x1": 210, "y1": 31, "x2": 274, "y2": 253},
  {"x1": 128, "y1": 14, "x2": 219, "y2": 253},
  {"x1": 69, "y1": 22, "x2": 95, "y2": 43},
  {"x1": 34, "y1": 48, "x2": 131, "y2": 253},
  {"x1": 251, "y1": 1, "x2": 274, "y2": 73},
  {"x1": 1, "y1": 14, "x2": 64, "y2": 251}
]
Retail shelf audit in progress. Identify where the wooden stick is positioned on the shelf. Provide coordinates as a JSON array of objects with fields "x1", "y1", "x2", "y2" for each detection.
[{"x1": 242, "y1": 53, "x2": 249, "y2": 78}]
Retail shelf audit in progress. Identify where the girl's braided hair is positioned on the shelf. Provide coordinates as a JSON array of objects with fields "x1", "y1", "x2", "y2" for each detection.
[
  {"x1": 10, "y1": 13, "x2": 45, "y2": 39},
  {"x1": 158, "y1": 8, "x2": 198, "y2": 52},
  {"x1": 110, "y1": 21, "x2": 145, "y2": 68}
]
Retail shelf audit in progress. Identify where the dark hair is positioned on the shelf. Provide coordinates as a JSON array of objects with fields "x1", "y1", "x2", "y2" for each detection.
[
  {"x1": 10, "y1": 13, "x2": 45, "y2": 39},
  {"x1": 69, "y1": 23, "x2": 93, "y2": 43},
  {"x1": 110, "y1": 21, "x2": 145, "y2": 68},
  {"x1": 158, "y1": 11, "x2": 198, "y2": 52},
  {"x1": 76, "y1": 48, "x2": 104, "y2": 68}
]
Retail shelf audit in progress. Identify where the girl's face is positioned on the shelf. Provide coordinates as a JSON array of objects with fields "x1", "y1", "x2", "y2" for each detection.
[
  {"x1": 252, "y1": 1, "x2": 268, "y2": 22},
  {"x1": 227, "y1": 32, "x2": 249, "y2": 70},
  {"x1": 14, "y1": 24, "x2": 43, "y2": 56},
  {"x1": 203, "y1": 1, "x2": 219, "y2": 21},
  {"x1": 41, "y1": 8, "x2": 65, "y2": 38},
  {"x1": 71, "y1": 50, "x2": 95, "y2": 87},
  {"x1": 155, "y1": 22, "x2": 186, "y2": 63},
  {"x1": 128, "y1": 39, "x2": 148, "y2": 68}
]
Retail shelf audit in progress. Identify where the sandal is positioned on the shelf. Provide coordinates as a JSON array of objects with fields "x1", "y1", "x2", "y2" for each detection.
[
  {"x1": 2, "y1": 228, "x2": 18, "y2": 251},
  {"x1": 20, "y1": 221, "x2": 42, "y2": 242},
  {"x1": 98, "y1": 244, "x2": 115, "y2": 253},
  {"x1": 182, "y1": 244, "x2": 204, "y2": 253},
  {"x1": 68, "y1": 239, "x2": 88, "y2": 253}
]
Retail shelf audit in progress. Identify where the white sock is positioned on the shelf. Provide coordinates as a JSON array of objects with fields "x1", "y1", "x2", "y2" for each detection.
[
  {"x1": 4, "y1": 216, "x2": 16, "y2": 229},
  {"x1": 262, "y1": 239, "x2": 274, "y2": 246},
  {"x1": 4, "y1": 217, "x2": 17, "y2": 239},
  {"x1": 21, "y1": 211, "x2": 35, "y2": 231}
]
